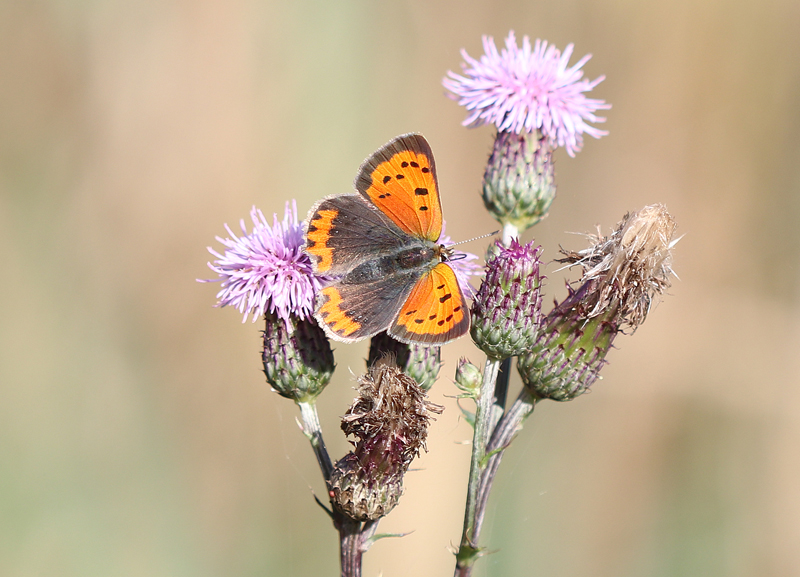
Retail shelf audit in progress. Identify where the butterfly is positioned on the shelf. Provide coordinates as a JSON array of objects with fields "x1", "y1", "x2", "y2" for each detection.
[{"x1": 304, "y1": 133, "x2": 470, "y2": 345}]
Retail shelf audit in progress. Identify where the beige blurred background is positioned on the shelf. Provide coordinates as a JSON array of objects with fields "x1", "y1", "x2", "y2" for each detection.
[{"x1": 2, "y1": 0, "x2": 799, "y2": 575}]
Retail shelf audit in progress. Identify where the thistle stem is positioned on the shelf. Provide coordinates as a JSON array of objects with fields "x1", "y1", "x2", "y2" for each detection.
[
  {"x1": 489, "y1": 358, "x2": 511, "y2": 433},
  {"x1": 297, "y1": 400, "x2": 333, "y2": 480},
  {"x1": 502, "y1": 222, "x2": 519, "y2": 245},
  {"x1": 474, "y1": 387, "x2": 537, "y2": 538},
  {"x1": 455, "y1": 358, "x2": 501, "y2": 575},
  {"x1": 454, "y1": 386, "x2": 537, "y2": 577},
  {"x1": 339, "y1": 520, "x2": 378, "y2": 577}
]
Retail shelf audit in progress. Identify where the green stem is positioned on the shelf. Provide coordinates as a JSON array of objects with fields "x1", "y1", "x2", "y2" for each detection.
[
  {"x1": 454, "y1": 387, "x2": 538, "y2": 577},
  {"x1": 489, "y1": 358, "x2": 511, "y2": 434},
  {"x1": 474, "y1": 387, "x2": 537, "y2": 539},
  {"x1": 502, "y1": 222, "x2": 519, "y2": 245},
  {"x1": 454, "y1": 222, "x2": 521, "y2": 576},
  {"x1": 454, "y1": 358, "x2": 501, "y2": 575},
  {"x1": 297, "y1": 400, "x2": 333, "y2": 480}
]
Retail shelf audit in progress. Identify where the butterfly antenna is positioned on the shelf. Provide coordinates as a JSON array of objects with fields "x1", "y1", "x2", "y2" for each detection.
[{"x1": 447, "y1": 230, "x2": 499, "y2": 248}]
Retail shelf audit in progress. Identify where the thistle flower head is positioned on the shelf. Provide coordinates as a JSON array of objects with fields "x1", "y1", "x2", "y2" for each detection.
[
  {"x1": 470, "y1": 239, "x2": 544, "y2": 360},
  {"x1": 202, "y1": 201, "x2": 328, "y2": 326},
  {"x1": 518, "y1": 204, "x2": 678, "y2": 401},
  {"x1": 328, "y1": 363, "x2": 443, "y2": 521},
  {"x1": 557, "y1": 203, "x2": 678, "y2": 331},
  {"x1": 482, "y1": 130, "x2": 556, "y2": 230},
  {"x1": 454, "y1": 358, "x2": 482, "y2": 396},
  {"x1": 262, "y1": 311, "x2": 334, "y2": 402},
  {"x1": 517, "y1": 282, "x2": 617, "y2": 401},
  {"x1": 444, "y1": 31, "x2": 610, "y2": 157}
]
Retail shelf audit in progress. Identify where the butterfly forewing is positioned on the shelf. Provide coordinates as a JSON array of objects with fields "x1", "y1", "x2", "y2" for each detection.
[
  {"x1": 389, "y1": 262, "x2": 469, "y2": 345},
  {"x1": 355, "y1": 134, "x2": 443, "y2": 243},
  {"x1": 305, "y1": 194, "x2": 409, "y2": 276}
]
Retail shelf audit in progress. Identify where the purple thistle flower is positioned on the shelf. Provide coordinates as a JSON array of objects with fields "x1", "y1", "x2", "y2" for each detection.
[
  {"x1": 200, "y1": 201, "x2": 327, "y2": 326},
  {"x1": 444, "y1": 31, "x2": 611, "y2": 157},
  {"x1": 440, "y1": 222, "x2": 483, "y2": 299}
]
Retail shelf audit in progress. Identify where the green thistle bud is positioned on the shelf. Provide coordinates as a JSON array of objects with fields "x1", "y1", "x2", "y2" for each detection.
[
  {"x1": 470, "y1": 239, "x2": 544, "y2": 360},
  {"x1": 367, "y1": 331, "x2": 442, "y2": 390},
  {"x1": 261, "y1": 311, "x2": 334, "y2": 402},
  {"x1": 328, "y1": 364, "x2": 443, "y2": 521},
  {"x1": 454, "y1": 358, "x2": 482, "y2": 395},
  {"x1": 482, "y1": 130, "x2": 556, "y2": 231},
  {"x1": 517, "y1": 282, "x2": 617, "y2": 401},
  {"x1": 519, "y1": 204, "x2": 678, "y2": 401}
]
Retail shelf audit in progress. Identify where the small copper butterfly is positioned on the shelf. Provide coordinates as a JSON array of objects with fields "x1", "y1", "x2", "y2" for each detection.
[{"x1": 305, "y1": 133, "x2": 470, "y2": 345}]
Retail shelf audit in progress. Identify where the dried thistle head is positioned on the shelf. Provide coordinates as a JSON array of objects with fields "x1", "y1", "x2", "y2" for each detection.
[
  {"x1": 519, "y1": 204, "x2": 678, "y2": 401},
  {"x1": 557, "y1": 203, "x2": 678, "y2": 331},
  {"x1": 328, "y1": 362, "x2": 443, "y2": 521}
]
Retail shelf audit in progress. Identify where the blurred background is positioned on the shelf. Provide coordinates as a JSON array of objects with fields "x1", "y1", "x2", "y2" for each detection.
[{"x1": 2, "y1": 0, "x2": 799, "y2": 575}]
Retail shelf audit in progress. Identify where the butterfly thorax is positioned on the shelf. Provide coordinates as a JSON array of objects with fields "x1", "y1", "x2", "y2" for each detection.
[{"x1": 343, "y1": 243, "x2": 442, "y2": 285}]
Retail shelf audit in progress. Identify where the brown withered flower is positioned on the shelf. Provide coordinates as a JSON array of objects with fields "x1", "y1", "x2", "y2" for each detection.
[
  {"x1": 328, "y1": 360, "x2": 443, "y2": 521},
  {"x1": 557, "y1": 203, "x2": 678, "y2": 330},
  {"x1": 518, "y1": 204, "x2": 678, "y2": 401}
]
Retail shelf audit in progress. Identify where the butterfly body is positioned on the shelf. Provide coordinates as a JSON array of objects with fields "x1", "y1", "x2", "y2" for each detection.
[
  {"x1": 344, "y1": 244, "x2": 438, "y2": 285},
  {"x1": 305, "y1": 134, "x2": 469, "y2": 345}
]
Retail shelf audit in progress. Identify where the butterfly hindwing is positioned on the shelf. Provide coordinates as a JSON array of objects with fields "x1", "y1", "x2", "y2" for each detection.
[
  {"x1": 355, "y1": 133, "x2": 443, "y2": 242},
  {"x1": 389, "y1": 262, "x2": 470, "y2": 345},
  {"x1": 305, "y1": 194, "x2": 410, "y2": 276},
  {"x1": 315, "y1": 271, "x2": 419, "y2": 343}
]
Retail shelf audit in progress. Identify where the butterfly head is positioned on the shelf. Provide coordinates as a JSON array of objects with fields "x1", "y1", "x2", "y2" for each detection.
[{"x1": 438, "y1": 243, "x2": 460, "y2": 263}]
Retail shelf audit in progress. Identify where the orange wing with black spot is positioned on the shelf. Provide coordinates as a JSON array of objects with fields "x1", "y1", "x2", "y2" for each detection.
[
  {"x1": 388, "y1": 262, "x2": 469, "y2": 345},
  {"x1": 355, "y1": 133, "x2": 442, "y2": 242},
  {"x1": 305, "y1": 194, "x2": 409, "y2": 276}
]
